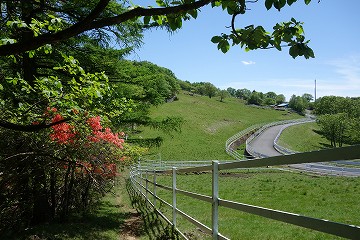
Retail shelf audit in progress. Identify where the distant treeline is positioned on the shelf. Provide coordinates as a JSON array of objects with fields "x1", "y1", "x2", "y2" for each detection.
[{"x1": 177, "y1": 80, "x2": 316, "y2": 113}]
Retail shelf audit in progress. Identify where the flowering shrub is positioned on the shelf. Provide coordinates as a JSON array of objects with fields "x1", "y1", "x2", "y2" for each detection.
[
  {"x1": 45, "y1": 109, "x2": 132, "y2": 220},
  {"x1": 49, "y1": 112, "x2": 126, "y2": 178},
  {"x1": 0, "y1": 104, "x2": 148, "y2": 230},
  {"x1": 86, "y1": 116, "x2": 125, "y2": 149},
  {"x1": 50, "y1": 114, "x2": 76, "y2": 144}
]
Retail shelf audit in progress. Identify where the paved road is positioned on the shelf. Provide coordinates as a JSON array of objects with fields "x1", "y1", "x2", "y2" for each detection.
[
  {"x1": 291, "y1": 163, "x2": 360, "y2": 177},
  {"x1": 248, "y1": 124, "x2": 291, "y2": 157},
  {"x1": 247, "y1": 123, "x2": 360, "y2": 177}
]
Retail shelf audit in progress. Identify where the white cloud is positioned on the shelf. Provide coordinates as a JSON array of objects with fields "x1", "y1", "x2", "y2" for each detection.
[
  {"x1": 241, "y1": 60, "x2": 256, "y2": 65},
  {"x1": 327, "y1": 56, "x2": 360, "y2": 85}
]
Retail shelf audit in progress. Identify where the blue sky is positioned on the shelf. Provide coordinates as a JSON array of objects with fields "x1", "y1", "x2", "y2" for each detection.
[{"x1": 126, "y1": 1, "x2": 360, "y2": 101}]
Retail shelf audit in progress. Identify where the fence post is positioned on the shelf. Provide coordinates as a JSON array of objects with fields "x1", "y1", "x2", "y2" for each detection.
[
  {"x1": 172, "y1": 167, "x2": 177, "y2": 227},
  {"x1": 145, "y1": 170, "x2": 148, "y2": 205},
  {"x1": 212, "y1": 161, "x2": 219, "y2": 239},
  {"x1": 153, "y1": 170, "x2": 157, "y2": 207},
  {"x1": 139, "y1": 162, "x2": 143, "y2": 196}
]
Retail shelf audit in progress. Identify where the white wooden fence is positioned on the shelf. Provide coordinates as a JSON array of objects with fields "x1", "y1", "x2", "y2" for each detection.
[{"x1": 130, "y1": 145, "x2": 360, "y2": 239}]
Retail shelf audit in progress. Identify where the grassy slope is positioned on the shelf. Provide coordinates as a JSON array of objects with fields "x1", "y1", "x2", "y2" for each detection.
[
  {"x1": 140, "y1": 92, "x2": 301, "y2": 160},
  {"x1": 277, "y1": 122, "x2": 329, "y2": 152}
]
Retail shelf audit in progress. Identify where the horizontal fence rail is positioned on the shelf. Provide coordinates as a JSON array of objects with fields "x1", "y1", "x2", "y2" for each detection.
[{"x1": 130, "y1": 145, "x2": 360, "y2": 239}]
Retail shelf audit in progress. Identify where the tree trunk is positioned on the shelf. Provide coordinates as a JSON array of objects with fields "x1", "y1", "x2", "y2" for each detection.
[
  {"x1": 60, "y1": 162, "x2": 72, "y2": 222},
  {"x1": 21, "y1": 1, "x2": 36, "y2": 87},
  {"x1": 50, "y1": 167, "x2": 57, "y2": 219},
  {"x1": 30, "y1": 162, "x2": 51, "y2": 225}
]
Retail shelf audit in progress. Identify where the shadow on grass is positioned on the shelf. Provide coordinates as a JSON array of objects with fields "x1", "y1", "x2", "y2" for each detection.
[
  {"x1": 2, "y1": 199, "x2": 131, "y2": 240},
  {"x1": 319, "y1": 142, "x2": 334, "y2": 149},
  {"x1": 126, "y1": 179, "x2": 181, "y2": 240}
]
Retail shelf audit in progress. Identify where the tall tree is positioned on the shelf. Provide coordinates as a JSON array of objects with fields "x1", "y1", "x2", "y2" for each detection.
[
  {"x1": 265, "y1": 91, "x2": 277, "y2": 100},
  {"x1": 0, "y1": 0, "x2": 143, "y2": 131},
  {"x1": 226, "y1": 87, "x2": 236, "y2": 97},
  {"x1": 314, "y1": 95, "x2": 360, "y2": 147},
  {"x1": 235, "y1": 88, "x2": 251, "y2": 100},
  {"x1": 204, "y1": 82, "x2": 218, "y2": 98},
  {"x1": 219, "y1": 89, "x2": 230, "y2": 102},
  {"x1": 289, "y1": 94, "x2": 306, "y2": 114},
  {"x1": 302, "y1": 93, "x2": 314, "y2": 102},
  {"x1": 316, "y1": 113, "x2": 348, "y2": 147},
  {"x1": 276, "y1": 94, "x2": 286, "y2": 104},
  {"x1": 248, "y1": 91, "x2": 263, "y2": 105}
]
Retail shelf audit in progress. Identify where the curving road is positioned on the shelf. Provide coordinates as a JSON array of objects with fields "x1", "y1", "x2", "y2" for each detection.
[
  {"x1": 248, "y1": 124, "x2": 289, "y2": 157},
  {"x1": 247, "y1": 123, "x2": 360, "y2": 177}
]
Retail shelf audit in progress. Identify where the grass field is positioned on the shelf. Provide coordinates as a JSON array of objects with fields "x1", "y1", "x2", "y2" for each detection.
[
  {"x1": 152, "y1": 170, "x2": 360, "y2": 239},
  {"x1": 277, "y1": 122, "x2": 329, "y2": 152},
  {"x1": 139, "y1": 92, "x2": 301, "y2": 160}
]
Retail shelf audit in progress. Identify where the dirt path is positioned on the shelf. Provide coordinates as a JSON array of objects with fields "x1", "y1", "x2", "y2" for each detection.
[
  {"x1": 117, "y1": 177, "x2": 144, "y2": 240},
  {"x1": 119, "y1": 211, "x2": 143, "y2": 240}
]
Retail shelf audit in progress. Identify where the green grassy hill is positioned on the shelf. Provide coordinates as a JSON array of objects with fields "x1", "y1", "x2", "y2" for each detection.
[
  {"x1": 139, "y1": 92, "x2": 302, "y2": 160},
  {"x1": 277, "y1": 122, "x2": 329, "y2": 152}
]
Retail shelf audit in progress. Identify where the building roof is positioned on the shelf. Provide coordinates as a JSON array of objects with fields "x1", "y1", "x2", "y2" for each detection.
[{"x1": 276, "y1": 103, "x2": 289, "y2": 107}]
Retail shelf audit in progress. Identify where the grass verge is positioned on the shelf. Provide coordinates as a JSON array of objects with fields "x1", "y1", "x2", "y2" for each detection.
[{"x1": 277, "y1": 122, "x2": 329, "y2": 152}]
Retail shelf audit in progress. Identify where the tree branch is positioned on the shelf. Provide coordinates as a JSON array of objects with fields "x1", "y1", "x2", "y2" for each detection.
[
  {"x1": 0, "y1": 0, "x2": 111, "y2": 56},
  {"x1": 0, "y1": 118, "x2": 71, "y2": 132},
  {"x1": 0, "y1": 0, "x2": 213, "y2": 56}
]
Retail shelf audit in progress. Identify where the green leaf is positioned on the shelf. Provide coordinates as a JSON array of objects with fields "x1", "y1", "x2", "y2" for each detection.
[
  {"x1": 304, "y1": 0, "x2": 311, "y2": 4},
  {"x1": 289, "y1": 45, "x2": 299, "y2": 58},
  {"x1": 219, "y1": 40, "x2": 230, "y2": 53},
  {"x1": 287, "y1": 0, "x2": 297, "y2": 6},
  {"x1": 226, "y1": 1, "x2": 238, "y2": 14},
  {"x1": 211, "y1": 1, "x2": 221, "y2": 7},
  {"x1": 304, "y1": 46, "x2": 315, "y2": 59},
  {"x1": 188, "y1": 9, "x2": 198, "y2": 19},
  {"x1": 144, "y1": 16, "x2": 151, "y2": 25},
  {"x1": 273, "y1": 1, "x2": 281, "y2": 11},
  {"x1": 156, "y1": 0, "x2": 165, "y2": 6},
  {"x1": 168, "y1": 18, "x2": 178, "y2": 31},
  {"x1": 279, "y1": 0, "x2": 286, "y2": 8},
  {"x1": 265, "y1": 0, "x2": 273, "y2": 10},
  {"x1": 0, "y1": 83, "x2": 3, "y2": 91},
  {"x1": 176, "y1": 17, "x2": 182, "y2": 29},
  {"x1": 156, "y1": 16, "x2": 163, "y2": 25},
  {"x1": 28, "y1": 51, "x2": 35, "y2": 58},
  {"x1": 211, "y1": 36, "x2": 222, "y2": 43},
  {"x1": 95, "y1": 90, "x2": 102, "y2": 98},
  {"x1": 274, "y1": 44, "x2": 282, "y2": 51}
]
